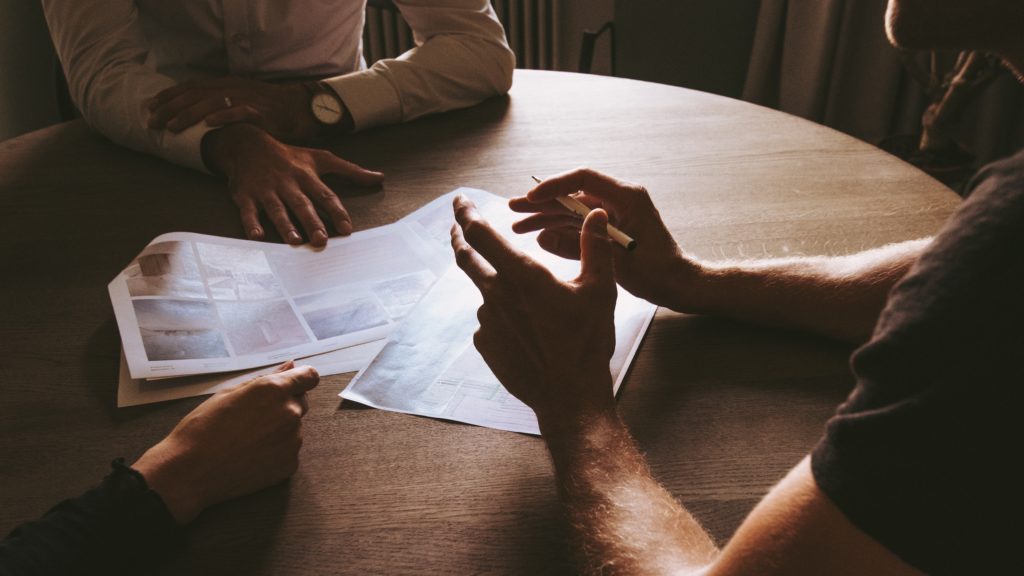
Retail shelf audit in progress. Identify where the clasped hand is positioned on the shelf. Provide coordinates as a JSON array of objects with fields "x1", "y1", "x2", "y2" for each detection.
[
  {"x1": 148, "y1": 76, "x2": 383, "y2": 247},
  {"x1": 148, "y1": 76, "x2": 317, "y2": 141}
]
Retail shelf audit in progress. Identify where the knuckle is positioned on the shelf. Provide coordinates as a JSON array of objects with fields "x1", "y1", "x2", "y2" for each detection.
[
  {"x1": 247, "y1": 382, "x2": 283, "y2": 404},
  {"x1": 461, "y1": 218, "x2": 486, "y2": 243},
  {"x1": 453, "y1": 245, "x2": 474, "y2": 267}
]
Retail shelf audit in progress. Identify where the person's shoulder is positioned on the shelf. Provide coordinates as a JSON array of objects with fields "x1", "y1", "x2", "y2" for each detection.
[{"x1": 964, "y1": 147, "x2": 1024, "y2": 199}]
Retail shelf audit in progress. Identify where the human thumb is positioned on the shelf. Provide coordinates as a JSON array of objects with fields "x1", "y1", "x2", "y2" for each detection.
[{"x1": 579, "y1": 209, "x2": 614, "y2": 285}]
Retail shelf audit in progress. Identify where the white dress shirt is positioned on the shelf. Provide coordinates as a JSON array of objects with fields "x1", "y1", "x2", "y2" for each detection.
[{"x1": 41, "y1": 0, "x2": 514, "y2": 171}]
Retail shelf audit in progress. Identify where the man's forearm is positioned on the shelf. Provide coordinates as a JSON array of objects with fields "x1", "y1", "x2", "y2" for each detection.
[
  {"x1": 541, "y1": 410, "x2": 719, "y2": 576},
  {"x1": 683, "y1": 238, "x2": 931, "y2": 344}
]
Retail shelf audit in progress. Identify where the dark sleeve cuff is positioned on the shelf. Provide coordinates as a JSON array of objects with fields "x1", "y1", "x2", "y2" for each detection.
[{"x1": 0, "y1": 458, "x2": 186, "y2": 576}]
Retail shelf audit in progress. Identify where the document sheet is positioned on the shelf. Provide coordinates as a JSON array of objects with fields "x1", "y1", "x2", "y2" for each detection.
[
  {"x1": 110, "y1": 226, "x2": 446, "y2": 379},
  {"x1": 117, "y1": 341, "x2": 385, "y2": 407},
  {"x1": 342, "y1": 194, "x2": 658, "y2": 435},
  {"x1": 112, "y1": 188, "x2": 496, "y2": 403}
]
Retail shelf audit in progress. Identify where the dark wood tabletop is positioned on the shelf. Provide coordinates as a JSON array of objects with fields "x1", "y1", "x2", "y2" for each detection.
[{"x1": 0, "y1": 69, "x2": 959, "y2": 575}]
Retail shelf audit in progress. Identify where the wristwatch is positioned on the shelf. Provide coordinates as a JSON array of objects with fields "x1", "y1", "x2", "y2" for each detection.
[{"x1": 304, "y1": 81, "x2": 345, "y2": 129}]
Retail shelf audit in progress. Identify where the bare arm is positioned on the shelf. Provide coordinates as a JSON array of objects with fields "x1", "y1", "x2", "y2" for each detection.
[
  {"x1": 451, "y1": 195, "x2": 923, "y2": 576},
  {"x1": 689, "y1": 239, "x2": 930, "y2": 344},
  {"x1": 512, "y1": 168, "x2": 931, "y2": 345},
  {"x1": 541, "y1": 415, "x2": 922, "y2": 576},
  {"x1": 544, "y1": 411, "x2": 718, "y2": 574}
]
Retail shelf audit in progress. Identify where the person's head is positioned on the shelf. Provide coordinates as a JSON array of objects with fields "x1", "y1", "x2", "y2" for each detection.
[{"x1": 885, "y1": 0, "x2": 1024, "y2": 73}]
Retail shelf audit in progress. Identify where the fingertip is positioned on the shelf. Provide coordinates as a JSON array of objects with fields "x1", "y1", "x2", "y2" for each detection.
[
  {"x1": 275, "y1": 360, "x2": 296, "y2": 373},
  {"x1": 337, "y1": 220, "x2": 353, "y2": 236},
  {"x1": 358, "y1": 170, "x2": 385, "y2": 186},
  {"x1": 585, "y1": 207, "x2": 609, "y2": 230},
  {"x1": 293, "y1": 365, "x2": 320, "y2": 390},
  {"x1": 537, "y1": 229, "x2": 560, "y2": 253},
  {"x1": 298, "y1": 364, "x2": 320, "y2": 380},
  {"x1": 508, "y1": 196, "x2": 538, "y2": 213},
  {"x1": 247, "y1": 227, "x2": 265, "y2": 241},
  {"x1": 510, "y1": 219, "x2": 528, "y2": 234},
  {"x1": 452, "y1": 195, "x2": 473, "y2": 220},
  {"x1": 311, "y1": 229, "x2": 328, "y2": 247}
]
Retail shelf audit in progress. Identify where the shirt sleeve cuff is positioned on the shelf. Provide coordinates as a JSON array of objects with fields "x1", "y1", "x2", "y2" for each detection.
[
  {"x1": 154, "y1": 122, "x2": 215, "y2": 174},
  {"x1": 323, "y1": 69, "x2": 403, "y2": 132}
]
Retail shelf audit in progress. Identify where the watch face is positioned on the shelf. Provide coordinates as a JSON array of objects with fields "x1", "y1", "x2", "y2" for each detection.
[{"x1": 312, "y1": 92, "x2": 343, "y2": 125}]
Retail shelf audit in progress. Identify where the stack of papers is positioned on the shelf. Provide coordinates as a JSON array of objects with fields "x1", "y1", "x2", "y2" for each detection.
[{"x1": 109, "y1": 189, "x2": 656, "y2": 434}]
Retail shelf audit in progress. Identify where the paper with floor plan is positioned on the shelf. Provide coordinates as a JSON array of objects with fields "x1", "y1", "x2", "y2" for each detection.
[
  {"x1": 108, "y1": 188, "x2": 496, "y2": 380},
  {"x1": 341, "y1": 196, "x2": 658, "y2": 435}
]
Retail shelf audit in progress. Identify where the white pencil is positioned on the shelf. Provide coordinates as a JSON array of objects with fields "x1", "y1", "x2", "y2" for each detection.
[{"x1": 531, "y1": 176, "x2": 637, "y2": 250}]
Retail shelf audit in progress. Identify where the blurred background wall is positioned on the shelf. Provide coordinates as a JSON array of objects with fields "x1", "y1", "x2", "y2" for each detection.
[{"x1": 0, "y1": 0, "x2": 58, "y2": 142}]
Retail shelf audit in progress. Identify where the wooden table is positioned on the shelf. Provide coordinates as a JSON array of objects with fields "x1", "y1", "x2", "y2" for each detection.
[{"x1": 0, "y1": 70, "x2": 958, "y2": 574}]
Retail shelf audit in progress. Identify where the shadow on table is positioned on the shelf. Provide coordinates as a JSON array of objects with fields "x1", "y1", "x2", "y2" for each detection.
[
  {"x1": 616, "y1": 312, "x2": 855, "y2": 543},
  {"x1": 86, "y1": 319, "x2": 207, "y2": 426},
  {"x1": 156, "y1": 480, "x2": 292, "y2": 575}
]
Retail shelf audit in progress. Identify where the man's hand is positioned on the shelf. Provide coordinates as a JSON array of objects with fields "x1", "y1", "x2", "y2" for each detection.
[
  {"x1": 202, "y1": 124, "x2": 383, "y2": 246},
  {"x1": 132, "y1": 362, "x2": 318, "y2": 525},
  {"x1": 450, "y1": 195, "x2": 618, "y2": 429},
  {"x1": 148, "y1": 76, "x2": 322, "y2": 141},
  {"x1": 510, "y1": 168, "x2": 704, "y2": 312}
]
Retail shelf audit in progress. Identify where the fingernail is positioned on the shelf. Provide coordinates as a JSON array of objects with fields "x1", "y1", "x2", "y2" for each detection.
[
  {"x1": 338, "y1": 221, "x2": 352, "y2": 235},
  {"x1": 249, "y1": 227, "x2": 263, "y2": 239},
  {"x1": 313, "y1": 229, "x2": 328, "y2": 243},
  {"x1": 287, "y1": 230, "x2": 301, "y2": 243}
]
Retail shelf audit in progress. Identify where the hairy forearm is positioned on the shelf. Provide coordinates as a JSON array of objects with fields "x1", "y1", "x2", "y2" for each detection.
[
  {"x1": 541, "y1": 410, "x2": 719, "y2": 575},
  {"x1": 683, "y1": 238, "x2": 931, "y2": 344}
]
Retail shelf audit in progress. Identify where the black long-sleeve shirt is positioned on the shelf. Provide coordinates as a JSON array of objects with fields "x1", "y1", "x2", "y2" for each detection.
[{"x1": 0, "y1": 459, "x2": 184, "y2": 576}]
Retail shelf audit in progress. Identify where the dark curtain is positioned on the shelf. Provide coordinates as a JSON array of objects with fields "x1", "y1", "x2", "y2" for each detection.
[{"x1": 741, "y1": 0, "x2": 1024, "y2": 165}]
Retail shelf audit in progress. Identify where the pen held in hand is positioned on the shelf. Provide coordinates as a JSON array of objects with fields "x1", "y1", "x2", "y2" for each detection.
[{"x1": 530, "y1": 176, "x2": 637, "y2": 251}]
